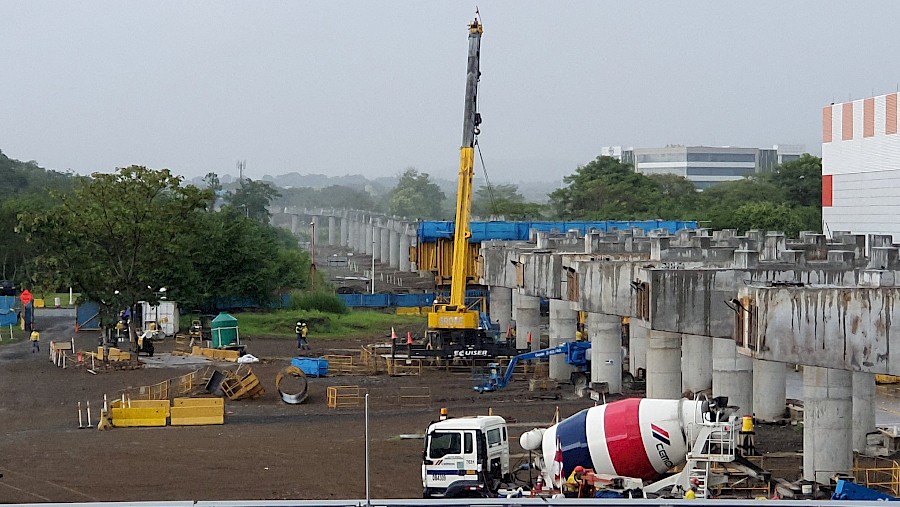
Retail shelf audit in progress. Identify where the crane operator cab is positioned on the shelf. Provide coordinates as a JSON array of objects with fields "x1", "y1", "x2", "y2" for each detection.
[{"x1": 422, "y1": 414, "x2": 510, "y2": 498}]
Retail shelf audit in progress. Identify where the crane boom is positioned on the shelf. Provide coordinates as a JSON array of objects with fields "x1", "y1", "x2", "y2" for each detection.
[{"x1": 428, "y1": 17, "x2": 483, "y2": 332}]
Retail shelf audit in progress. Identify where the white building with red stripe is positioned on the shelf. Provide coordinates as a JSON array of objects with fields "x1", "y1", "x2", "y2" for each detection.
[{"x1": 822, "y1": 93, "x2": 900, "y2": 240}]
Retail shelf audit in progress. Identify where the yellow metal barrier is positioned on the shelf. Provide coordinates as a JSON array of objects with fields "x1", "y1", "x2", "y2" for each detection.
[
  {"x1": 170, "y1": 397, "x2": 224, "y2": 426},
  {"x1": 327, "y1": 386, "x2": 366, "y2": 409},
  {"x1": 854, "y1": 455, "x2": 900, "y2": 496},
  {"x1": 398, "y1": 387, "x2": 431, "y2": 407},
  {"x1": 396, "y1": 307, "x2": 421, "y2": 316},
  {"x1": 386, "y1": 357, "x2": 422, "y2": 376}
]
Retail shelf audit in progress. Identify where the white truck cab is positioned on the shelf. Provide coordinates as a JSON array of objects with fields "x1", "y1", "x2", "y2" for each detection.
[{"x1": 422, "y1": 415, "x2": 510, "y2": 498}]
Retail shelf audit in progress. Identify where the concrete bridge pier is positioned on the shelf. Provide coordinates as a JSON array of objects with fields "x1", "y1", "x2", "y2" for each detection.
[
  {"x1": 588, "y1": 312, "x2": 623, "y2": 394},
  {"x1": 804, "y1": 366, "x2": 852, "y2": 484},
  {"x1": 365, "y1": 219, "x2": 374, "y2": 256},
  {"x1": 646, "y1": 329, "x2": 682, "y2": 399},
  {"x1": 712, "y1": 338, "x2": 753, "y2": 415},
  {"x1": 399, "y1": 230, "x2": 411, "y2": 272},
  {"x1": 380, "y1": 226, "x2": 390, "y2": 264},
  {"x1": 290, "y1": 214, "x2": 299, "y2": 235},
  {"x1": 752, "y1": 359, "x2": 787, "y2": 421},
  {"x1": 548, "y1": 300, "x2": 577, "y2": 382},
  {"x1": 328, "y1": 216, "x2": 337, "y2": 245},
  {"x1": 681, "y1": 333, "x2": 713, "y2": 395},
  {"x1": 340, "y1": 215, "x2": 349, "y2": 247},
  {"x1": 490, "y1": 286, "x2": 513, "y2": 337},
  {"x1": 515, "y1": 292, "x2": 541, "y2": 350},
  {"x1": 389, "y1": 226, "x2": 400, "y2": 269},
  {"x1": 852, "y1": 372, "x2": 876, "y2": 452},
  {"x1": 629, "y1": 319, "x2": 648, "y2": 377}
]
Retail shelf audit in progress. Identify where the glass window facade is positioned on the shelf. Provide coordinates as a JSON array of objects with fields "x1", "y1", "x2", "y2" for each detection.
[
  {"x1": 636, "y1": 153, "x2": 686, "y2": 163},
  {"x1": 686, "y1": 153, "x2": 756, "y2": 163},
  {"x1": 686, "y1": 167, "x2": 756, "y2": 176}
]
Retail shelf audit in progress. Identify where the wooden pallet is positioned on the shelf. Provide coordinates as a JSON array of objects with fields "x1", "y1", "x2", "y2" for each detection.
[{"x1": 220, "y1": 366, "x2": 265, "y2": 400}]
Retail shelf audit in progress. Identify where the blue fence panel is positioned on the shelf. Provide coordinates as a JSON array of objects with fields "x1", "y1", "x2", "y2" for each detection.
[
  {"x1": 76, "y1": 301, "x2": 101, "y2": 331},
  {"x1": 0, "y1": 295, "x2": 19, "y2": 327}
]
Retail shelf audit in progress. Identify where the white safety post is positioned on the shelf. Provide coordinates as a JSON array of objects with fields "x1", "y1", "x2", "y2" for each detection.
[
  {"x1": 86, "y1": 401, "x2": 92, "y2": 427},
  {"x1": 365, "y1": 393, "x2": 371, "y2": 506},
  {"x1": 370, "y1": 225, "x2": 376, "y2": 294},
  {"x1": 77, "y1": 402, "x2": 84, "y2": 429}
]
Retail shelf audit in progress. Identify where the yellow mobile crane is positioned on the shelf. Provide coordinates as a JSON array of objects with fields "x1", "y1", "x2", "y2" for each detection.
[{"x1": 423, "y1": 16, "x2": 520, "y2": 360}]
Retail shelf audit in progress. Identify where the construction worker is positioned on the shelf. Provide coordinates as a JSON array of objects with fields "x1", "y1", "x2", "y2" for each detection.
[
  {"x1": 563, "y1": 466, "x2": 586, "y2": 497},
  {"x1": 30, "y1": 329, "x2": 40, "y2": 353},
  {"x1": 684, "y1": 486, "x2": 697, "y2": 500},
  {"x1": 295, "y1": 321, "x2": 310, "y2": 351}
]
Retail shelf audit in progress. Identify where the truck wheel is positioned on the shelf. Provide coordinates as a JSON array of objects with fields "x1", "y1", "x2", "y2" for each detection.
[{"x1": 622, "y1": 371, "x2": 635, "y2": 389}]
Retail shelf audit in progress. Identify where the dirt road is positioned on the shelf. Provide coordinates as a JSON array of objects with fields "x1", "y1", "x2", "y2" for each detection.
[{"x1": 0, "y1": 315, "x2": 801, "y2": 502}]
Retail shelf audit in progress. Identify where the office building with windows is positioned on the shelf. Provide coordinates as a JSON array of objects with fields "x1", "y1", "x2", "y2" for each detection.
[
  {"x1": 822, "y1": 92, "x2": 900, "y2": 240},
  {"x1": 601, "y1": 145, "x2": 805, "y2": 189}
]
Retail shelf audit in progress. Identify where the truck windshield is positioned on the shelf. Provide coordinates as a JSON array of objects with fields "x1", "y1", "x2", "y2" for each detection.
[{"x1": 428, "y1": 431, "x2": 462, "y2": 459}]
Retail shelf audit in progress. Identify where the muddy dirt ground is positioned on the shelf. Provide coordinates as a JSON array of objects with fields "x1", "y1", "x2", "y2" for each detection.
[{"x1": 0, "y1": 315, "x2": 803, "y2": 502}]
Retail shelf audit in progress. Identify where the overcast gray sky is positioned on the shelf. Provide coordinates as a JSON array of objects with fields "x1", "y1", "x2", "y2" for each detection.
[{"x1": 2, "y1": 1, "x2": 898, "y2": 183}]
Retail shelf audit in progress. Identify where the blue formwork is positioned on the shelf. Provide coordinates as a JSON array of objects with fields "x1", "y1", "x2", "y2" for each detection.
[
  {"x1": 291, "y1": 357, "x2": 329, "y2": 377},
  {"x1": 393, "y1": 293, "x2": 435, "y2": 308},
  {"x1": 0, "y1": 296, "x2": 19, "y2": 327}
]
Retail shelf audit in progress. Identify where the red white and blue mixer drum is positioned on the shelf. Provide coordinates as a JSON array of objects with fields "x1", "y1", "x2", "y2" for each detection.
[{"x1": 538, "y1": 398, "x2": 703, "y2": 481}]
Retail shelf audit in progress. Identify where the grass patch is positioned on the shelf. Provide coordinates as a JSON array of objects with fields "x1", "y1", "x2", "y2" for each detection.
[
  {"x1": 0, "y1": 324, "x2": 29, "y2": 347},
  {"x1": 291, "y1": 291, "x2": 348, "y2": 314},
  {"x1": 182, "y1": 308, "x2": 427, "y2": 340}
]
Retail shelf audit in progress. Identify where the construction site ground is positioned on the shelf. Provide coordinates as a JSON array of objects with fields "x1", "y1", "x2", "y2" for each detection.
[{"x1": 1, "y1": 315, "x2": 805, "y2": 503}]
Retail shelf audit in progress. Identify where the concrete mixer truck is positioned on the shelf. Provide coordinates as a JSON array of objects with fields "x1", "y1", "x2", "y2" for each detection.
[{"x1": 423, "y1": 397, "x2": 768, "y2": 498}]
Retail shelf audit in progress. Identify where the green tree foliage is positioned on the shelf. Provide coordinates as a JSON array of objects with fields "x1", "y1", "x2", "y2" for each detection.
[
  {"x1": 549, "y1": 156, "x2": 660, "y2": 220},
  {"x1": 19, "y1": 165, "x2": 312, "y2": 319},
  {"x1": 473, "y1": 184, "x2": 546, "y2": 219},
  {"x1": 163, "y1": 208, "x2": 309, "y2": 310},
  {"x1": 20, "y1": 166, "x2": 213, "y2": 320},
  {"x1": 0, "y1": 151, "x2": 73, "y2": 281},
  {"x1": 548, "y1": 153, "x2": 822, "y2": 237},
  {"x1": 389, "y1": 168, "x2": 446, "y2": 219},
  {"x1": 224, "y1": 178, "x2": 280, "y2": 221}
]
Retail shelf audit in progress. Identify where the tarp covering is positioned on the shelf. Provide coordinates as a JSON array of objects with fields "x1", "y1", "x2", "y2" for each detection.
[
  {"x1": 0, "y1": 296, "x2": 20, "y2": 327},
  {"x1": 417, "y1": 220, "x2": 698, "y2": 243}
]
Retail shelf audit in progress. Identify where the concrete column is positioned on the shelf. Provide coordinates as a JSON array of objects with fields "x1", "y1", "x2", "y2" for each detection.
[
  {"x1": 379, "y1": 227, "x2": 390, "y2": 264},
  {"x1": 389, "y1": 228, "x2": 400, "y2": 269},
  {"x1": 588, "y1": 312, "x2": 622, "y2": 394},
  {"x1": 752, "y1": 359, "x2": 787, "y2": 421},
  {"x1": 399, "y1": 231, "x2": 411, "y2": 272},
  {"x1": 490, "y1": 286, "x2": 513, "y2": 335},
  {"x1": 681, "y1": 334, "x2": 712, "y2": 395},
  {"x1": 310, "y1": 216, "x2": 318, "y2": 243},
  {"x1": 804, "y1": 366, "x2": 852, "y2": 484},
  {"x1": 629, "y1": 319, "x2": 648, "y2": 375},
  {"x1": 327, "y1": 216, "x2": 337, "y2": 245},
  {"x1": 514, "y1": 293, "x2": 540, "y2": 350},
  {"x1": 712, "y1": 338, "x2": 752, "y2": 414},
  {"x1": 548, "y1": 300, "x2": 577, "y2": 382},
  {"x1": 365, "y1": 220, "x2": 374, "y2": 256},
  {"x1": 290, "y1": 214, "x2": 299, "y2": 235},
  {"x1": 646, "y1": 329, "x2": 681, "y2": 399},
  {"x1": 852, "y1": 372, "x2": 876, "y2": 453},
  {"x1": 340, "y1": 216, "x2": 349, "y2": 247}
]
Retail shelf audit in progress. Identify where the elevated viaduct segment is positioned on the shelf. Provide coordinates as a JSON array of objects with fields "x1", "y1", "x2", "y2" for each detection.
[{"x1": 481, "y1": 227, "x2": 899, "y2": 484}]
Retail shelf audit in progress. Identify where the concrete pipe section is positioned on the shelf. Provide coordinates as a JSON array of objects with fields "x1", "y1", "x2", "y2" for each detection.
[{"x1": 275, "y1": 366, "x2": 309, "y2": 404}]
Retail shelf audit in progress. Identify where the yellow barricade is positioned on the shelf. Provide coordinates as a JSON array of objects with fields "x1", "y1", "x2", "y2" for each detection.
[
  {"x1": 111, "y1": 399, "x2": 169, "y2": 427},
  {"x1": 327, "y1": 385, "x2": 366, "y2": 409},
  {"x1": 396, "y1": 307, "x2": 421, "y2": 316},
  {"x1": 170, "y1": 397, "x2": 224, "y2": 426}
]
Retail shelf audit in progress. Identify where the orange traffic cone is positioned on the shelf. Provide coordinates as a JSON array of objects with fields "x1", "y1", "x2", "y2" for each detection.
[
  {"x1": 391, "y1": 327, "x2": 397, "y2": 340},
  {"x1": 527, "y1": 331, "x2": 533, "y2": 345},
  {"x1": 506, "y1": 326, "x2": 513, "y2": 338},
  {"x1": 407, "y1": 332, "x2": 414, "y2": 345}
]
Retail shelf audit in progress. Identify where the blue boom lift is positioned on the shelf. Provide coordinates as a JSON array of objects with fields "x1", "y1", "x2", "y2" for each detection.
[{"x1": 475, "y1": 341, "x2": 591, "y2": 392}]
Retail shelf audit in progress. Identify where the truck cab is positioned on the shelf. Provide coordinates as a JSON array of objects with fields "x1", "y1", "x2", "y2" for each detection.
[{"x1": 422, "y1": 415, "x2": 510, "y2": 498}]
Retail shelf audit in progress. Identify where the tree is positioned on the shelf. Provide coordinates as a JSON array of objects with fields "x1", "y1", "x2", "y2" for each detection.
[
  {"x1": 759, "y1": 154, "x2": 822, "y2": 207},
  {"x1": 19, "y1": 166, "x2": 213, "y2": 325},
  {"x1": 224, "y1": 179, "x2": 281, "y2": 221},
  {"x1": 731, "y1": 202, "x2": 805, "y2": 236},
  {"x1": 388, "y1": 168, "x2": 446, "y2": 219},
  {"x1": 473, "y1": 184, "x2": 545, "y2": 219},
  {"x1": 646, "y1": 174, "x2": 700, "y2": 219},
  {"x1": 203, "y1": 172, "x2": 222, "y2": 194},
  {"x1": 549, "y1": 156, "x2": 660, "y2": 220}
]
